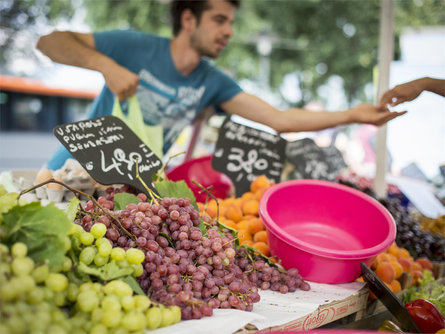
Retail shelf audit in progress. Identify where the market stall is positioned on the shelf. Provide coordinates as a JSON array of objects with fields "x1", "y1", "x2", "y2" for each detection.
[{"x1": 1, "y1": 107, "x2": 444, "y2": 334}]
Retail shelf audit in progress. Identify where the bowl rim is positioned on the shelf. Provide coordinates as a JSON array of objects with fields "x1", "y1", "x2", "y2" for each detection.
[{"x1": 259, "y1": 179, "x2": 396, "y2": 260}]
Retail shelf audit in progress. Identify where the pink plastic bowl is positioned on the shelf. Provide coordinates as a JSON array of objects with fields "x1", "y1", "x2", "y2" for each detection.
[
  {"x1": 166, "y1": 155, "x2": 233, "y2": 203},
  {"x1": 259, "y1": 179, "x2": 396, "y2": 284}
]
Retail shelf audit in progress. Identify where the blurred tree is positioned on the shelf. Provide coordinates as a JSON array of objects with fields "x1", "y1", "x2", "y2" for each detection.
[
  {"x1": 2, "y1": 0, "x2": 444, "y2": 106},
  {"x1": 0, "y1": 0, "x2": 75, "y2": 74}
]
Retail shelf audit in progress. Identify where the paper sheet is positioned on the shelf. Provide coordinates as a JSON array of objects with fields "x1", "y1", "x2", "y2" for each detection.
[{"x1": 149, "y1": 281, "x2": 365, "y2": 334}]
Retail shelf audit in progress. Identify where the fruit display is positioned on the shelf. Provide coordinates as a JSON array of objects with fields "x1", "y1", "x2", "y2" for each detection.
[
  {"x1": 417, "y1": 214, "x2": 445, "y2": 237},
  {"x1": 336, "y1": 173, "x2": 445, "y2": 262},
  {"x1": 379, "y1": 196, "x2": 445, "y2": 262},
  {"x1": 368, "y1": 242, "x2": 434, "y2": 296},
  {"x1": 1, "y1": 173, "x2": 311, "y2": 333},
  {"x1": 198, "y1": 175, "x2": 274, "y2": 257},
  {"x1": 0, "y1": 185, "x2": 181, "y2": 333}
]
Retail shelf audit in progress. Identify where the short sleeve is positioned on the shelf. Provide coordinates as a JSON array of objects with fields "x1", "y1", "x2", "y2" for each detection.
[
  {"x1": 93, "y1": 30, "x2": 157, "y2": 66},
  {"x1": 211, "y1": 69, "x2": 242, "y2": 105}
]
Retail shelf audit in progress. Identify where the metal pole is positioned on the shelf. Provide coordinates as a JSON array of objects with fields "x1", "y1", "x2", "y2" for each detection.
[{"x1": 374, "y1": 0, "x2": 394, "y2": 198}]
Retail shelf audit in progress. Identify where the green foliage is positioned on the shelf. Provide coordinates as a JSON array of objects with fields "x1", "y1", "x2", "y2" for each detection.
[
  {"x1": 3, "y1": 0, "x2": 444, "y2": 103},
  {"x1": 1, "y1": 201, "x2": 72, "y2": 269},
  {"x1": 113, "y1": 192, "x2": 140, "y2": 211}
]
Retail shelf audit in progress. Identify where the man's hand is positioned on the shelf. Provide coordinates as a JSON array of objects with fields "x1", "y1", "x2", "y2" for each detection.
[
  {"x1": 348, "y1": 103, "x2": 407, "y2": 126},
  {"x1": 103, "y1": 64, "x2": 139, "y2": 101}
]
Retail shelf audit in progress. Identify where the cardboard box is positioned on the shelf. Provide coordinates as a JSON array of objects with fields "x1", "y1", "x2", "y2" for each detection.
[{"x1": 239, "y1": 286, "x2": 369, "y2": 332}]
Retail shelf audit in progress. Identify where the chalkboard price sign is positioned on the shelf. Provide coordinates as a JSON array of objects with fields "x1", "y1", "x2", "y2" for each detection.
[
  {"x1": 286, "y1": 138, "x2": 347, "y2": 181},
  {"x1": 54, "y1": 116, "x2": 162, "y2": 194},
  {"x1": 212, "y1": 117, "x2": 286, "y2": 196}
]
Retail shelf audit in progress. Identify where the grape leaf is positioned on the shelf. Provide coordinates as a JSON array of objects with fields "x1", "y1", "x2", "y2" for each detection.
[
  {"x1": 77, "y1": 261, "x2": 133, "y2": 281},
  {"x1": 154, "y1": 180, "x2": 198, "y2": 210},
  {"x1": 218, "y1": 221, "x2": 239, "y2": 247},
  {"x1": 1, "y1": 201, "x2": 72, "y2": 269},
  {"x1": 65, "y1": 197, "x2": 80, "y2": 223},
  {"x1": 114, "y1": 193, "x2": 139, "y2": 210},
  {"x1": 241, "y1": 244, "x2": 286, "y2": 272},
  {"x1": 124, "y1": 276, "x2": 145, "y2": 295}
]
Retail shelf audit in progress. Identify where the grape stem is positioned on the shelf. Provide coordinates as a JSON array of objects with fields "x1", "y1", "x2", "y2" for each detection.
[
  {"x1": 192, "y1": 180, "x2": 219, "y2": 222},
  {"x1": 18, "y1": 178, "x2": 134, "y2": 240},
  {"x1": 135, "y1": 158, "x2": 161, "y2": 204},
  {"x1": 155, "y1": 151, "x2": 185, "y2": 183}
]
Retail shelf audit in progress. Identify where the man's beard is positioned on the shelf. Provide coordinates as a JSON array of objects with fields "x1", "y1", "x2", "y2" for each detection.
[{"x1": 191, "y1": 34, "x2": 219, "y2": 59}]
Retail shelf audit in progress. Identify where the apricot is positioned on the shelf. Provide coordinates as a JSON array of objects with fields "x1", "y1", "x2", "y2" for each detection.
[
  {"x1": 411, "y1": 261, "x2": 423, "y2": 272},
  {"x1": 416, "y1": 257, "x2": 433, "y2": 271},
  {"x1": 390, "y1": 279, "x2": 402, "y2": 293},
  {"x1": 398, "y1": 257, "x2": 412, "y2": 273},
  {"x1": 225, "y1": 204, "x2": 243, "y2": 223},
  {"x1": 399, "y1": 248, "x2": 411, "y2": 258},
  {"x1": 252, "y1": 241, "x2": 270, "y2": 257},
  {"x1": 250, "y1": 175, "x2": 271, "y2": 193},
  {"x1": 253, "y1": 230, "x2": 268, "y2": 243},
  {"x1": 247, "y1": 218, "x2": 265, "y2": 235},
  {"x1": 387, "y1": 243, "x2": 401, "y2": 258},
  {"x1": 238, "y1": 229, "x2": 252, "y2": 244},
  {"x1": 375, "y1": 261, "x2": 396, "y2": 284},
  {"x1": 242, "y1": 199, "x2": 259, "y2": 216},
  {"x1": 391, "y1": 260, "x2": 404, "y2": 279}
]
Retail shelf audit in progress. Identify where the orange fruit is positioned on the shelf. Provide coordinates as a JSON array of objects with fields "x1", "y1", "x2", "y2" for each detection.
[
  {"x1": 375, "y1": 261, "x2": 396, "y2": 284},
  {"x1": 221, "y1": 219, "x2": 237, "y2": 230},
  {"x1": 252, "y1": 241, "x2": 270, "y2": 256},
  {"x1": 253, "y1": 230, "x2": 268, "y2": 243},
  {"x1": 242, "y1": 199, "x2": 259, "y2": 216},
  {"x1": 411, "y1": 270, "x2": 423, "y2": 286},
  {"x1": 416, "y1": 257, "x2": 433, "y2": 271},
  {"x1": 399, "y1": 248, "x2": 411, "y2": 258},
  {"x1": 241, "y1": 192, "x2": 254, "y2": 202},
  {"x1": 236, "y1": 220, "x2": 250, "y2": 231},
  {"x1": 238, "y1": 229, "x2": 252, "y2": 244},
  {"x1": 250, "y1": 175, "x2": 271, "y2": 193},
  {"x1": 372, "y1": 253, "x2": 390, "y2": 270},
  {"x1": 390, "y1": 279, "x2": 402, "y2": 293},
  {"x1": 240, "y1": 239, "x2": 254, "y2": 246},
  {"x1": 398, "y1": 257, "x2": 412, "y2": 273},
  {"x1": 387, "y1": 243, "x2": 401, "y2": 258},
  {"x1": 411, "y1": 261, "x2": 423, "y2": 272},
  {"x1": 254, "y1": 187, "x2": 269, "y2": 201},
  {"x1": 247, "y1": 218, "x2": 265, "y2": 235},
  {"x1": 391, "y1": 260, "x2": 404, "y2": 279},
  {"x1": 225, "y1": 204, "x2": 243, "y2": 223}
]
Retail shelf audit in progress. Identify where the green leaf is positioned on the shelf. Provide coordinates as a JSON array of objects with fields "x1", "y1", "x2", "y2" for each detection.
[
  {"x1": 114, "y1": 193, "x2": 140, "y2": 210},
  {"x1": 65, "y1": 197, "x2": 80, "y2": 223},
  {"x1": 241, "y1": 244, "x2": 286, "y2": 273},
  {"x1": 155, "y1": 180, "x2": 198, "y2": 210},
  {"x1": 77, "y1": 261, "x2": 133, "y2": 281},
  {"x1": 2, "y1": 201, "x2": 72, "y2": 269},
  {"x1": 124, "y1": 276, "x2": 145, "y2": 295},
  {"x1": 159, "y1": 232, "x2": 175, "y2": 248},
  {"x1": 218, "y1": 221, "x2": 239, "y2": 247}
]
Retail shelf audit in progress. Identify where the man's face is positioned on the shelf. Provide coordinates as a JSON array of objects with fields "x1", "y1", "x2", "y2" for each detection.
[{"x1": 190, "y1": 0, "x2": 235, "y2": 59}]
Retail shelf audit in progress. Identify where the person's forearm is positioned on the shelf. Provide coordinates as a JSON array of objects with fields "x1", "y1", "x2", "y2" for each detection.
[
  {"x1": 423, "y1": 77, "x2": 445, "y2": 97},
  {"x1": 271, "y1": 108, "x2": 350, "y2": 133},
  {"x1": 36, "y1": 31, "x2": 114, "y2": 73}
]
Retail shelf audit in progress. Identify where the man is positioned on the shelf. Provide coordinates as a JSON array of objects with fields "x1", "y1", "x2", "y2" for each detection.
[{"x1": 37, "y1": 0, "x2": 405, "y2": 170}]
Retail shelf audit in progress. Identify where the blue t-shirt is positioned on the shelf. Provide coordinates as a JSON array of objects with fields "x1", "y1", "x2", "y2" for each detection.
[{"x1": 47, "y1": 30, "x2": 242, "y2": 170}]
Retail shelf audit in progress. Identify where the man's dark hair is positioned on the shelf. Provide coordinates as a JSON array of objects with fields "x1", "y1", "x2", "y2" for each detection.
[{"x1": 170, "y1": 0, "x2": 240, "y2": 36}]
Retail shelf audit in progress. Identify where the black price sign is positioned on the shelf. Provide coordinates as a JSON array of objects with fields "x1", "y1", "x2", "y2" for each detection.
[
  {"x1": 212, "y1": 117, "x2": 286, "y2": 196},
  {"x1": 54, "y1": 116, "x2": 162, "y2": 194},
  {"x1": 286, "y1": 138, "x2": 347, "y2": 181}
]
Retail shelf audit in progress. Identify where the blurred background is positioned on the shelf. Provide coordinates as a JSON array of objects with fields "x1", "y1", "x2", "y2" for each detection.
[{"x1": 1, "y1": 0, "x2": 444, "y2": 182}]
